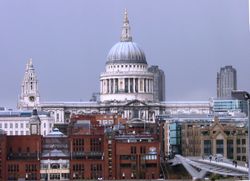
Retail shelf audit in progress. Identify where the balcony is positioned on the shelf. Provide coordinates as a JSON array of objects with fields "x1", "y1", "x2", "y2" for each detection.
[
  {"x1": 72, "y1": 151, "x2": 103, "y2": 160},
  {"x1": 7, "y1": 152, "x2": 39, "y2": 160}
]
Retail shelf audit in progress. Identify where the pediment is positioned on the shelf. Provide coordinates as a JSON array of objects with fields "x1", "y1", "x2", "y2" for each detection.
[{"x1": 125, "y1": 99, "x2": 147, "y2": 107}]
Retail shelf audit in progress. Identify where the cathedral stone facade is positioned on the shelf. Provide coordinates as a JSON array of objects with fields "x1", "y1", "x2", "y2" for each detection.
[
  {"x1": 18, "y1": 10, "x2": 165, "y2": 124},
  {"x1": 100, "y1": 9, "x2": 154, "y2": 102}
]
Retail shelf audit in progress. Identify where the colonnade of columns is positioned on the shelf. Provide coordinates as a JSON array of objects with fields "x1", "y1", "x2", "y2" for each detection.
[{"x1": 100, "y1": 77, "x2": 153, "y2": 94}]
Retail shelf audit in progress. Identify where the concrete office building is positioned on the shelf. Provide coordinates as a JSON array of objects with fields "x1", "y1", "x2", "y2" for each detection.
[
  {"x1": 217, "y1": 65, "x2": 237, "y2": 99},
  {"x1": 148, "y1": 65, "x2": 165, "y2": 102}
]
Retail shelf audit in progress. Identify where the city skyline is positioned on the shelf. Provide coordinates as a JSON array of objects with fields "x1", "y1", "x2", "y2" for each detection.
[{"x1": 0, "y1": 0, "x2": 249, "y2": 108}]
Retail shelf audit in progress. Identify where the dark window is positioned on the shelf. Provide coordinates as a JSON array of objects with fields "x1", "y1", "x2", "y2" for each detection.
[
  {"x1": 140, "y1": 146, "x2": 146, "y2": 154},
  {"x1": 227, "y1": 140, "x2": 234, "y2": 159},
  {"x1": 216, "y1": 139, "x2": 224, "y2": 154},
  {"x1": 131, "y1": 146, "x2": 136, "y2": 154},
  {"x1": 90, "y1": 138, "x2": 102, "y2": 152},
  {"x1": 242, "y1": 147, "x2": 246, "y2": 153},
  {"x1": 120, "y1": 163, "x2": 131, "y2": 168},
  {"x1": 237, "y1": 147, "x2": 241, "y2": 153},
  {"x1": 91, "y1": 164, "x2": 102, "y2": 179},
  {"x1": 204, "y1": 140, "x2": 211, "y2": 155},
  {"x1": 237, "y1": 139, "x2": 240, "y2": 144}
]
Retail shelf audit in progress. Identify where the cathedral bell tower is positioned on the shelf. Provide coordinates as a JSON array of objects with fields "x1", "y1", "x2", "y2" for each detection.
[{"x1": 18, "y1": 58, "x2": 40, "y2": 110}]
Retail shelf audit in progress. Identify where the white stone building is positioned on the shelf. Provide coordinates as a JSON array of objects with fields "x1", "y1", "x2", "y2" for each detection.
[
  {"x1": 0, "y1": 110, "x2": 54, "y2": 136},
  {"x1": 100, "y1": 9, "x2": 154, "y2": 102},
  {"x1": 17, "y1": 10, "x2": 166, "y2": 124}
]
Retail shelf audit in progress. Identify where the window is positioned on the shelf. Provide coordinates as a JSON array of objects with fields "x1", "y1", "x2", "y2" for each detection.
[
  {"x1": 10, "y1": 123, "x2": 13, "y2": 128},
  {"x1": 0, "y1": 123, "x2": 2, "y2": 128},
  {"x1": 227, "y1": 140, "x2": 234, "y2": 159},
  {"x1": 216, "y1": 139, "x2": 224, "y2": 154},
  {"x1": 237, "y1": 139, "x2": 240, "y2": 145},
  {"x1": 237, "y1": 147, "x2": 241, "y2": 153},
  {"x1": 44, "y1": 123, "x2": 46, "y2": 128},
  {"x1": 20, "y1": 123, "x2": 23, "y2": 128},
  {"x1": 204, "y1": 140, "x2": 211, "y2": 155},
  {"x1": 15, "y1": 123, "x2": 18, "y2": 128},
  {"x1": 91, "y1": 164, "x2": 102, "y2": 179},
  {"x1": 4, "y1": 123, "x2": 7, "y2": 128},
  {"x1": 90, "y1": 138, "x2": 102, "y2": 152},
  {"x1": 131, "y1": 146, "x2": 136, "y2": 154},
  {"x1": 73, "y1": 164, "x2": 84, "y2": 171},
  {"x1": 120, "y1": 155, "x2": 136, "y2": 160},
  {"x1": 120, "y1": 163, "x2": 131, "y2": 168},
  {"x1": 140, "y1": 146, "x2": 146, "y2": 154},
  {"x1": 242, "y1": 139, "x2": 246, "y2": 145},
  {"x1": 242, "y1": 147, "x2": 246, "y2": 153}
]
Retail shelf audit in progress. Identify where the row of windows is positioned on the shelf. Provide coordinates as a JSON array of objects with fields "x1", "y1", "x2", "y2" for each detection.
[
  {"x1": 120, "y1": 163, "x2": 157, "y2": 169},
  {"x1": 73, "y1": 164, "x2": 84, "y2": 171},
  {"x1": 25, "y1": 164, "x2": 37, "y2": 172},
  {"x1": 90, "y1": 138, "x2": 102, "y2": 152},
  {"x1": 0, "y1": 122, "x2": 28, "y2": 129},
  {"x1": 8, "y1": 164, "x2": 19, "y2": 172},
  {"x1": 0, "y1": 122, "x2": 52, "y2": 129},
  {"x1": 237, "y1": 138, "x2": 246, "y2": 145},
  {"x1": 91, "y1": 164, "x2": 102, "y2": 171},
  {"x1": 9, "y1": 147, "x2": 31, "y2": 153},
  {"x1": 73, "y1": 139, "x2": 84, "y2": 146},
  {"x1": 237, "y1": 147, "x2": 246, "y2": 153},
  {"x1": 109, "y1": 64, "x2": 146, "y2": 69}
]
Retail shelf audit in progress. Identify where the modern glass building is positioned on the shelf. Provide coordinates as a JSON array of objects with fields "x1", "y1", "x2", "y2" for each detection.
[{"x1": 212, "y1": 99, "x2": 248, "y2": 116}]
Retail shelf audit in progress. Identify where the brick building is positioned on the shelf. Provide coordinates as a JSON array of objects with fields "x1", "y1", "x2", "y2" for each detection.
[
  {"x1": 0, "y1": 113, "x2": 161, "y2": 180},
  {"x1": 0, "y1": 129, "x2": 7, "y2": 181},
  {"x1": 6, "y1": 135, "x2": 42, "y2": 180},
  {"x1": 69, "y1": 114, "x2": 161, "y2": 180}
]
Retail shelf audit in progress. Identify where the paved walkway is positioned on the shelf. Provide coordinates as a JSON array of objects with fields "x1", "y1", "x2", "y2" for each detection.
[{"x1": 171, "y1": 155, "x2": 248, "y2": 179}]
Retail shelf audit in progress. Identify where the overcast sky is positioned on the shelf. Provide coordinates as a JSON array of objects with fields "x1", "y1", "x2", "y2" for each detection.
[{"x1": 0, "y1": 0, "x2": 249, "y2": 108}]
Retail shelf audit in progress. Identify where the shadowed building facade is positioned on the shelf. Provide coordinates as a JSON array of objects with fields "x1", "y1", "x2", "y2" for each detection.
[{"x1": 217, "y1": 65, "x2": 237, "y2": 99}]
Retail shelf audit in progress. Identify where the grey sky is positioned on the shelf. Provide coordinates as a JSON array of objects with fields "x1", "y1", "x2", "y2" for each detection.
[{"x1": 0, "y1": 0, "x2": 249, "y2": 108}]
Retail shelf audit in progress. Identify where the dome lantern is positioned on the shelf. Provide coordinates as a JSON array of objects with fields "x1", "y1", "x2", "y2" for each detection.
[
  {"x1": 121, "y1": 9, "x2": 132, "y2": 42},
  {"x1": 106, "y1": 9, "x2": 147, "y2": 65}
]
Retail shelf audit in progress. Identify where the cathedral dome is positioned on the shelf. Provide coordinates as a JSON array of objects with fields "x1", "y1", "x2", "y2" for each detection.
[
  {"x1": 106, "y1": 9, "x2": 147, "y2": 65},
  {"x1": 106, "y1": 41, "x2": 147, "y2": 64}
]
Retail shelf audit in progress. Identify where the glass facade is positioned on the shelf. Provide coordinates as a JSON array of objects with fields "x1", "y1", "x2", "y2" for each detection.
[
  {"x1": 213, "y1": 99, "x2": 247, "y2": 115},
  {"x1": 169, "y1": 123, "x2": 181, "y2": 155}
]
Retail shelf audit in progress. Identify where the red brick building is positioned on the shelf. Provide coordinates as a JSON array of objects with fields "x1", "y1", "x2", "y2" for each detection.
[
  {"x1": 0, "y1": 113, "x2": 161, "y2": 180},
  {"x1": 69, "y1": 114, "x2": 161, "y2": 180},
  {"x1": 0, "y1": 130, "x2": 7, "y2": 181},
  {"x1": 6, "y1": 135, "x2": 42, "y2": 180}
]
